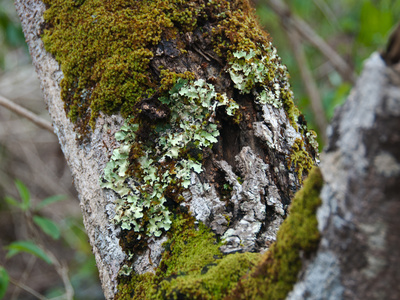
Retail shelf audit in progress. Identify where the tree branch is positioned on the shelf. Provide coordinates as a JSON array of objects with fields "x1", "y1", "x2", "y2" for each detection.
[
  {"x1": 9, "y1": 277, "x2": 48, "y2": 300},
  {"x1": 0, "y1": 94, "x2": 54, "y2": 134}
]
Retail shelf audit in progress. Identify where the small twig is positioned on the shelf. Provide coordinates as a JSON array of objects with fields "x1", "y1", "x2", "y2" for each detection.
[
  {"x1": 53, "y1": 260, "x2": 74, "y2": 300},
  {"x1": 9, "y1": 277, "x2": 48, "y2": 300},
  {"x1": 286, "y1": 28, "x2": 328, "y2": 143},
  {"x1": 26, "y1": 215, "x2": 75, "y2": 300},
  {"x1": 266, "y1": 0, "x2": 357, "y2": 84},
  {"x1": 312, "y1": 0, "x2": 339, "y2": 29},
  {"x1": 11, "y1": 255, "x2": 37, "y2": 300},
  {"x1": 0, "y1": 94, "x2": 54, "y2": 134}
]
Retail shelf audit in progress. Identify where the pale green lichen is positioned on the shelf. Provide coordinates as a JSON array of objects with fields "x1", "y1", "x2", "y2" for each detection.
[
  {"x1": 305, "y1": 128, "x2": 319, "y2": 151},
  {"x1": 228, "y1": 45, "x2": 291, "y2": 109},
  {"x1": 100, "y1": 78, "x2": 239, "y2": 239}
]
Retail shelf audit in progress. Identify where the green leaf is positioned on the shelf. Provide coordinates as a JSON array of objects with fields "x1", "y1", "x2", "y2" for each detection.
[
  {"x1": 0, "y1": 266, "x2": 9, "y2": 300},
  {"x1": 33, "y1": 216, "x2": 61, "y2": 240},
  {"x1": 358, "y1": 2, "x2": 393, "y2": 47},
  {"x1": 14, "y1": 180, "x2": 30, "y2": 211},
  {"x1": 4, "y1": 196, "x2": 21, "y2": 209},
  {"x1": 35, "y1": 194, "x2": 66, "y2": 211},
  {"x1": 5, "y1": 241, "x2": 52, "y2": 264}
]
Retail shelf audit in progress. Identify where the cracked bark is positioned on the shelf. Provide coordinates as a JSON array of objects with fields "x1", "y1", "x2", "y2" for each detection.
[
  {"x1": 14, "y1": 0, "x2": 400, "y2": 299},
  {"x1": 14, "y1": 1, "x2": 316, "y2": 299}
]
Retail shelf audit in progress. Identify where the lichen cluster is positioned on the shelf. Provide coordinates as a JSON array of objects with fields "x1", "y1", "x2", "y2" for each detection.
[
  {"x1": 41, "y1": 0, "x2": 320, "y2": 297},
  {"x1": 101, "y1": 77, "x2": 239, "y2": 241},
  {"x1": 228, "y1": 48, "x2": 287, "y2": 109}
]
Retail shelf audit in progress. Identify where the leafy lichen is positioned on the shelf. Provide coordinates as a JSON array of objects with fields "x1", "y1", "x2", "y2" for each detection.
[
  {"x1": 42, "y1": 0, "x2": 319, "y2": 292},
  {"x1": 100, "y1": 77, "x2": 240, "y2": 248},
  {"x1": 228, "y1": 48, "x2": 287, "y2": 109}
]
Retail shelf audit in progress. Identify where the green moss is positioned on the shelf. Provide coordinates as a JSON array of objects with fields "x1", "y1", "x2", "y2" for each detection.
[
  {"x1": 208, "y1": 0, "x2": 269, "y2": 57},
  {"x1": 115, "y1": 167, "x2": 323, "y2": 299},
  {"x1": 116, "y1": 273, "x2": 154, "y2": 300},
  {"x1": 159, "y1": 69, "x2": 195, "y2": 93},
  {"x1": 42, "y1": 0, "x2": 205, "y2": 129},
  {"x1": 226, "y1": 167, "x2": 323, "y2": 300},
  {"x1": 287, "y1": 138, "x2": 314, "y2": 183},
  {"x1": 42, "y1": 0, "x2": 319, "y2": 292},
  {"x1": 155, "y1": 252, "x2": 261, "y2": 300},
  {"x1": 115, "y1": 214, "x2": 262, "y2": 300}
]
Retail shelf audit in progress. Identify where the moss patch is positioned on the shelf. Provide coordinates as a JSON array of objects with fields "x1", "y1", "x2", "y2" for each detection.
[
  {"x1": 42, "y1": 0, "x2": 320, "y2": 294},
  {"x1": 115, "y1": 167, "x2": 323, "y2": 299},
  {"x1": 42, "y1": 0, "x2": 206, "y2": 129},
  {"x1": 42, "y1": 0, "x2": 303, "y2": 134},
  {"x1": 287, "y1": 138, "x2": 315, "y2": 183},
  {"x1": 226, "y1": 166, "x2": 323, "y2": 299},
  {"x1": 115, "y1": 214, "x2": 262, "y2": 300}
]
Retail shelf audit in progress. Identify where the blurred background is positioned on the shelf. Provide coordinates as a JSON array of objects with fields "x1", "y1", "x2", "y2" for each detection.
[{"x1": 0, "y1": 0, "x2": 398, "y2": 299}]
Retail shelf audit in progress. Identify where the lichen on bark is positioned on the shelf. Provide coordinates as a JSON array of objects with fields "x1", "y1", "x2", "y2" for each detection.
[{"x1": 40, "y1": 0, "x2": 320, "y2": 297}]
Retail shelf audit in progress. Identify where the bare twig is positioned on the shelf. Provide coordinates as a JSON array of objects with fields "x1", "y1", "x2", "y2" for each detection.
[
  {"x1": 0, "y1": 94, "x2": 54, "y2": 134},
  {"x1": 25, "y1": 213, "x2": 75, "y2": 300},
  {"x1": 46, "y1": 251, "x2": 74, "y2": 300},
  {"x1": 312, "y1": 0, "x2": 339, "y2": 29},
  {"x1": 9, "y1": 277, "x2": 48, "y2": 300},
  {"x1": 11, "y1": 255, "x2": 37, "y2": 300},
  {"x1": 266, "y1": 0, "x2": 357, "y2": 84},
  {"x1": 286, "y1": 28, "x2": 328, "y2": 142}
]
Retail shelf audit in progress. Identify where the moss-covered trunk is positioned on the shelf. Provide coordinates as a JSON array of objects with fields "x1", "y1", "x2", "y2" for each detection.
[{"x1": 15, "y1": 0, "x2": 319, "y2": 299}]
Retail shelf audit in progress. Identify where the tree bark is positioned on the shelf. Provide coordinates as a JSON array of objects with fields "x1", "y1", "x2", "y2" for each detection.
[
  {"x1": 14, "y1": 1, "x2": 125, "y2": 298},
  {"x1": 15, "y1": 0, "x2": 318, "y2": 299},
  {"x1": 287, "y1": 51, "x2": 400, "y2": 299},
  {"x1": 14, "y1": 0, "x2": 400, "y2": 299}
]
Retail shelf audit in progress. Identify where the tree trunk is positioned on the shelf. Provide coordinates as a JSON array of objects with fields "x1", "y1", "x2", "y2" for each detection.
[
  {"x1": 286, "y1": 51, "x2": 400, "y2": 299},
  {"x1": 15, "y1": 0, "x2": 317, "y2": 298},
  {"x1": 18, "y1": 1, "x2": 399, "y2": 300}
]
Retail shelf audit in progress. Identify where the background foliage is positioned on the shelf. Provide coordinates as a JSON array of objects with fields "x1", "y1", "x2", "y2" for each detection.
[{"x1": 0, "y1": 0, "x2": 398, "y2": 298}]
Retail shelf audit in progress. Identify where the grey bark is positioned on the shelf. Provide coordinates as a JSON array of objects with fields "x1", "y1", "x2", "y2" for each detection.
[
  {"x1": 14, "y1": 1, "x2": 125, "y2": 298},
  {"x1": 287, "y1": 53, "x2": 400, "y2": 299},
  {"x1": 15, "y1": 1, "x2": 307, "y2": 299},
  {"x1": 14, "y1": 0, "x2": 400, "y2": 299},
  {"x1": 15, "y1": 0, "x2": 400, "y2": 299}
]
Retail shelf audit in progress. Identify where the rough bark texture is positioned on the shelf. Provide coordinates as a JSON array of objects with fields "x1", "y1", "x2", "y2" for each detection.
[
  {"x1": 14, "y1": 0, "x2": 400, "y2": 299},
  {"x1": 15, "y1": 1, "x2": 317, "y2": 299},
  {"x1": 287, "y1": 52, "x2": 400, "y2": 300},
  {"x1": 14, "y1": 1, "x2": 125, "y2": 298}
]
